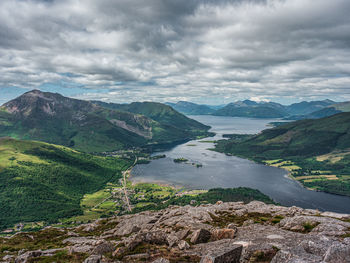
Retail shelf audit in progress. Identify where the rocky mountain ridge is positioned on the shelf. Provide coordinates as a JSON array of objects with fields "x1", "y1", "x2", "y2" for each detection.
[{"x1": 1, "y1": 201, "x2": 349, "y2": 263}]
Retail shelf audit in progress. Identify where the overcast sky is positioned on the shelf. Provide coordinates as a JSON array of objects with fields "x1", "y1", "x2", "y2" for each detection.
[{"x1": 0, "y1": 0, "x2": 350, "y2": 105}]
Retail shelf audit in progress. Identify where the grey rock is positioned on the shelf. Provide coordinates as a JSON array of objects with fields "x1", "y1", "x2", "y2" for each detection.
[
  {"x1": 142, "y1": 230, "x2": 168, "y2": 245},
  {"x1": 323, "y1": 242, "x2": 350, "y2": 263},
  {"x1": 3, "y1": 201, "x2": 350, "y2": 263},
  {"x1": 166, "y1": 233, "x2": 179, "y2": 248},
  {"x1": 114, "y1": 213, "x2": 156, "y2": 236},
  {"x1": 321, "y1": 211, "x2": 350, "y2": 220},
  {"x1": 199, "y1": 242, "x2": 242, "y2": 263},
  {"x1": 63, "y1": 237, "x2": 98, "y2": 245},
  {"x1": 91, "y1": 240, "x2": 115, "y2": 255},
  {"x1": 15, "y1": 249, "x2": 63, "y2": 263},
  {"x1": 242, "y1": 219, "x2": 254, "y2": 226},
  {"x1": 176, "y1": 228, "x2": 190, "y2": 240},
  {"x1": 83, "y1": 255, "x2": 102, "y2": 263},
  {"x1": 178, "y1": 240, "x2": 190, "y2": 250},
  {"x1": 227, "y1": 223, "x2": 238, "y2": 230},
  {"x1": 125, "y1": 230, "x2": 168, "y2": 251},
  {"x1": 271, "y1": 249, "x2": 323, "y2": 263},
  {"x1": 344, "y1": 238, "x2": 350, "y2": 245},
  {"x1": 310, "y1": 222, "x2": 348, "y2": 237},
  {"x1": 63, "y1": 237, "x2": 100, "y2": 254},
  {"x1": 2, "y1": 255, "x2": 14, "y2": 262},
  {"x1": 81, "y1": 223, "x2": 98, "y2": 232},
  {"x1": 68, "y1": 244, "x2": 94, "y2": 254},
  {"x1": 299, "y1": 237, "x2": 331, "y2": 257},
  {"x1": 152, "y1": 258, "x2": 170, "y2": 263},
  {"x1": 191, "y1": 229, "x2": 211, "y2": 244},
  {"x1": 279, "y1": 215, "x2": 350, "y2": 233},
  {"x1": 211, "y1": 228, "x2": 236, "y2": 241}
]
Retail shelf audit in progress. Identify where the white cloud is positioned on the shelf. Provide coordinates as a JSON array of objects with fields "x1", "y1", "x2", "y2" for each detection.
[{"x1": 0, "y1": 0, "x2": 349, "y2": 104}]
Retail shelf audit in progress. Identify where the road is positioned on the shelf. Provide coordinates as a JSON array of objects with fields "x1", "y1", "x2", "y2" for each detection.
[
  {"x1": 122, "y1": 155, "x2": 138, "y2": 212},
  {"x1": 88, "y1": 155, "x2": 137, "y2": 213}
]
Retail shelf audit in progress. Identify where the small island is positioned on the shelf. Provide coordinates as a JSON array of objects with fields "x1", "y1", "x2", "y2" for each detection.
[
  {"x1": 174, "y1": 157, "x2": 188, "y2": 163},
  {"x1": 151, "y1": 154, "x2": 166, "y2": 160}
]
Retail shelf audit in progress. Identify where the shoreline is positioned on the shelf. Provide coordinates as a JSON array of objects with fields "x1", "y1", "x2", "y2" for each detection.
[{"x1": 216, "y1": 149, "x2": 348, "y2": 197}]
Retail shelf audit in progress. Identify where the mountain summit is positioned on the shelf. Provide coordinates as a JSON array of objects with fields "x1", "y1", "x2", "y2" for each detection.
[
  {"x1": 3, "y1": 89, "x2": 97, "y2": 117},
  {"x1": 0, "y1": 90, "x2": 210, "y2": 152}
]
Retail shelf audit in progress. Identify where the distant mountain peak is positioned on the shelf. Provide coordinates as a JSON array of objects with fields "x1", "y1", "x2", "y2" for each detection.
[
  {"x1": 2, "y1": 89, "x2": 91, "y2": 116},
  {"x1": 22, "y1": 89, "x2": 62, "y2": 99}
]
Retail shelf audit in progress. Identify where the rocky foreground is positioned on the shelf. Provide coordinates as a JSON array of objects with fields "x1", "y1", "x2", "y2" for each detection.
[{"x1": 1, "y1": 201, "x2": 350, "y2": 263}]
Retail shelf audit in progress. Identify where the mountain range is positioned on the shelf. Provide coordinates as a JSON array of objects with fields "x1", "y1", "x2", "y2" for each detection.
[
  {"x1": 214, "y1": 100, "x2": 289, "y2": 118},
  {"x1": 0, "y1": 90, "x2": 211, "y2": 152},
  {"x1": 165, "y1": 101, "x2": 217, "y2": 115},
  {"x1": 285, "y1": 101, "x2": 350, "y2": 120},
  {"x1": 166, "y1": 99, "x2": 349, "y2": 120}
]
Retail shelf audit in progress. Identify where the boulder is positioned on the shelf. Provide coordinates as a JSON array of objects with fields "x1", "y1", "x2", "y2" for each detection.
[
  {"x1": 15, "y1": 249, "x2": 63, "y2": 263},
  {"x1": 191, "y1": 229, "x2": 211, "y2": 244},
  {"x1": 83, "y1": 255, "x2": 102, "y2": 263},
  {"x1": 81, "y1": 223, "x2": 98, "y2": 232},
  {"x1": 91, "y1": 240, "x2": 115, "y2": 255},
  {"x1": 178, "y1": 240, "x2": 190, "y2": 250},
  {"x1": 166, "y1": 233, "x2": 179, "y2": 248},
  {"x1": 3, "y1": 255, "x2": 15, "y2": 262},
  {"x1": 125, "y1": 230, "x2": 168, "y2": 251},
  {"x1": 271, "y1": 249, "x2": 323, "y2": 263},
  {"x1": 323, "y1": 242, "x2": 350, "y2": 263},
  {"x1": 200, "y1": 243, "x2": 242, "y2": 263},
  {"x1": 310, "y1": 223, "x2": 348, "y2": 236},
  {"x1": 114, "y1": 214, "x2": 156, "y2": 236},
  {"x1": 211, "y1": 228, "x2": 236, "y2": 240},
  {"x1": 176, "y1": 228, "x2": 190, "y2": 240}
]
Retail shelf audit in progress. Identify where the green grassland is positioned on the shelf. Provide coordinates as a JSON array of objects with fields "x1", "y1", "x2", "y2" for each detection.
[
  {"x1": 57, "y1": 182, "x2": 275, "y2": 227},
  {"x1": 129, "y1": 184, "x2": 274, "y2": 215},
  {"x1": 214, "y1": 112, "x2": 350, "y2": 196},
  {"x1": 0, "y1": 138, "x2": 131, "y2": 230}
]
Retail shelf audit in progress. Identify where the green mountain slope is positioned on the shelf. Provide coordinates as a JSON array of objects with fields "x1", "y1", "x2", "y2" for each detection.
[
  {"x1": 92, "y1": 101, "x2": 212, "y2": 142},
  {"x1": 333, "y1": 101, "x2": 350, "y2": 112},
  {"x1": 0, "y1": 138, "x2": 131, "y2": 229},
  {"x1": 0, "y1": 90, "x2": 211, "y2": 152},
  {"x1": 165, "y1": 101, "x2": 216, "y2": 115},
  {"x1": 213, "y1": 100, "x2": 288, "y2": 118},
  {"x1": 215, "y1": 112, "x2": 350, "y2": 196},
  {"x1": 284, "y1": 107, "x2": 342, "y2": 120},
  {"x1": 285, "y1": 101, "x2": 348, "y2": 120},
  {"x1": 285, "y1": 100, "x2": 335, "y2": 115}
]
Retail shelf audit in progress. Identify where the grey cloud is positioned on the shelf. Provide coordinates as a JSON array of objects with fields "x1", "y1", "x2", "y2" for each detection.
[{"x1": 0, "y1": 0, "x2": 349, "y2": 103}]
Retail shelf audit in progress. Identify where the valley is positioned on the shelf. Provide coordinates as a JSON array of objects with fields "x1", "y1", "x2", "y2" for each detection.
[
  {"x1": 1, "y1": 91, "x2": 350, "y2": 236},
  {"x1": 214, "y1": 112, "x2": 350, "y2": 197},
  {"x1": 131, "y1": 115, "x2": 350, "y2": 213}
]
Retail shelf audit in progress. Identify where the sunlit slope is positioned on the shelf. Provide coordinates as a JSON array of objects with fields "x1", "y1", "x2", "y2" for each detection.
[{"x1": 0, "y1": 138, "x2": 130, "y2": 229}]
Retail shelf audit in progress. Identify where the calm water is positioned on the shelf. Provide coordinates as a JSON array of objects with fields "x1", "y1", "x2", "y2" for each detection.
[{"x1": 132, "y1": 115, "x2": 350, "y2": 213}]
